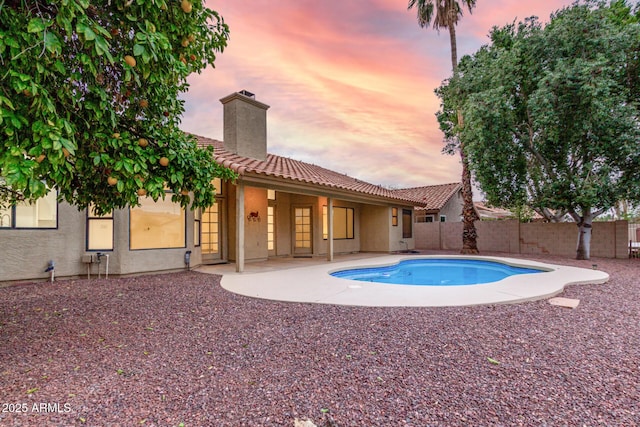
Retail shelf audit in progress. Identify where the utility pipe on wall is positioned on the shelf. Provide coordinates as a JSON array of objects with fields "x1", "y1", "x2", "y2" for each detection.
[
  {"x1": 45, "y1": 260, "x2": 55, "y2": 282},
  {"x1": 94, "y1": 253, "x2": 110, "y2": 279}
]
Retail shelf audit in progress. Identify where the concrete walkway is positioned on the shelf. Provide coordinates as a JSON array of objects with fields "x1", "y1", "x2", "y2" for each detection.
[{"x1": 196, "y1": 254, "x2": 609, "y2": 307}]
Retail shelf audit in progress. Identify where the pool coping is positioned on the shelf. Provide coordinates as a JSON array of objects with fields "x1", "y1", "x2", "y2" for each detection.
[{"x1": 216, "y1": 255, "x2": 610, "y2": 307}]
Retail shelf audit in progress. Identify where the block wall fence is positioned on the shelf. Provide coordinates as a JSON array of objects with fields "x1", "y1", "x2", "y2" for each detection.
[{"x1": 415, "y1": 220, "x2": 630, "y2": 259}]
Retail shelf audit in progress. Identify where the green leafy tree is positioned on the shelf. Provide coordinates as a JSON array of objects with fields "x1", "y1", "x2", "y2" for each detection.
[
  {"x1": 408, "y1": 0, "x2": 480, "y2": 254},
  {"x1": 1, "y1": 0, "x2": 236, "y2": 215},
  {"x1": 437, "y1": 0, "x2": 640, "y2": 259}
]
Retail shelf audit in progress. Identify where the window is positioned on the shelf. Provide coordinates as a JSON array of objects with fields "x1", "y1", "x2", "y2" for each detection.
[
  {"x1": 402, "y1": 209, "x2": 412, "y2": 238},
  {"x1": 391, "y1": 207, "x2": 398, "y2": 226},
  {"x1": 201, "y1": 177, "x2": 225, "y2": 257},
  {"x1": 416, "y1": 213, "x2": 434, "y2": 223},
  {"x1": 267, "y1": 206, "x2": 275, "y2": 250},
  {"x1": 0, "y1": 204, "x2": 12, "y2": 228},
  {"x1": 213, "y1": 178, "x2": 223, "y2": 195},
  {"x1": 334, "y1": 206, "x2": 354, "y2": 239},
  {"x1": 0, "y1": 191, "x2": 58, "y2": 229},
  {"x1": 322, "y1": 206, "x2": 328, "y2": 239},
  {"x1": 294, "y1": 207, "x2": 312, "y2": 249},
  {"x1": 323, "y1": 206, "x2": 354, "y2": 240},
  {"x1": 267, "y1": 190, "x2": 276, "y2": 251},
  {"x1": 201, "y1": 203, "x2": 219, "y2": 255},
  {"x1": 440, "y1": 215, "x2": 446, "y2": 223},
  {"x1": 194, "y1": 208, "x2": 201, "y2": 247},
  {"x1": 87, "y1": 205, "x2": 113, "y2": 250},
  {"x1": 130, "y1": 195, "x2": 185, "y2": 250}
]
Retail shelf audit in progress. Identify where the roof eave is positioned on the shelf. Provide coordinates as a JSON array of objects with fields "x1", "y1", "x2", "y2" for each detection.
[{"x1": 239, "y1": 173, "x2": 425, "y2": 207}]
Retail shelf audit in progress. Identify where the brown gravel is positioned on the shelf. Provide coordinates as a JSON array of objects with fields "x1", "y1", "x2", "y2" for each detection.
[{"x1": 1, "y1": 253, "x2": 639, "y2": 427}]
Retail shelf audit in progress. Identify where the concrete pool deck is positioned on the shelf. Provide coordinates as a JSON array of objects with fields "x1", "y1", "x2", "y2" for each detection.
[{"x1": 196, "y1": 254, "x2": 610, "y2": 307}]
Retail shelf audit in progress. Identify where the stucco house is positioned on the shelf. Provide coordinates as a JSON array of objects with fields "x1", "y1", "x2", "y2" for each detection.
[
  {"x1": 393, "y1": 183, "x2": 463, "y2": 223},
  {"x1": 1, "y1": 90, "x2": 431, "y2": 283}
]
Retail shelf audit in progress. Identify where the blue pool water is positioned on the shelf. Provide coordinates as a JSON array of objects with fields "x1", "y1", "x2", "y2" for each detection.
[{"x1": 331, "y1": 259, "x2": 544, "y2": 286}]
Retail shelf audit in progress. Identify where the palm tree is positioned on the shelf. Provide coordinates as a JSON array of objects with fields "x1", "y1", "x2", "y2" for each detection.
[{"x1": 408, "y1": 0, "x2": 480, "y2": 254}]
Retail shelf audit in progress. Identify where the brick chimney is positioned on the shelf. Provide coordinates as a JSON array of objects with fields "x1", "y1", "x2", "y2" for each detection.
[{"x1": 219, "y1": 90, "x2": 270, "y2": 160}]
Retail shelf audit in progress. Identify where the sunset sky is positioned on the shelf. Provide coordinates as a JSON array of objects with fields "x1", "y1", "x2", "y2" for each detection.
[{"x1": 181, "y1": 0, "x2": 575, "y2": 190}]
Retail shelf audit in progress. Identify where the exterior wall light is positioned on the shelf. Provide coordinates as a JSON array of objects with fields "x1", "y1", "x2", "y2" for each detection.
[{"x1": 247, "y1": 211, "x2": 261, "y2": 222}]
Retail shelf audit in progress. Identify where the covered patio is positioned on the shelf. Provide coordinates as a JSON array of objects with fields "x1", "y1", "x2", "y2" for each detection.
[{"x1": 199, "y1": 135, "x2": 425, "y2": 273}]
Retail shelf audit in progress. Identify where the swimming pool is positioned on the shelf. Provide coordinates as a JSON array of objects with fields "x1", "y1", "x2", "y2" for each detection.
[
  {"x1": 330, "y1": 258, "x2": 544, "y2": 286},
  {"x1": 217, "y1": 254, "x2": 609, "y2": 306}
]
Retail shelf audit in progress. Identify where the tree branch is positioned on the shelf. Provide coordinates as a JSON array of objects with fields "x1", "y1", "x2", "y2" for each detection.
[{"x1": 524, "y1": 108, "x2": 556, "y2": 180}]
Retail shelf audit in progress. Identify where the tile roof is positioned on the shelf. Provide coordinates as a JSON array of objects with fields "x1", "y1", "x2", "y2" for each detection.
[
  {"x1": 474, "y1": 202, "x2": 513, "y2": 220},
  {"x1": 474, "y1": 202, "x2": 544, "y2": 220},
  {"x1": 194, "y1": 135, "x2": 427, "y2": 206},
  {"x1": 391, "y1": 183, "x2": 462, "y2": 210}
]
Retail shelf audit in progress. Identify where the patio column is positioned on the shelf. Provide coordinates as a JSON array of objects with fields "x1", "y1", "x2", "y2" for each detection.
[
  {"x1": 327, "y1": 197, "x2": 334, "y2": 261},
  {"x1": 236, "y1": 180, "x2": 245, "y2": 272}
]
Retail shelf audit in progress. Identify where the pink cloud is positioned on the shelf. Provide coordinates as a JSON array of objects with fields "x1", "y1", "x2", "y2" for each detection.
[{"x1": 183, "y1": 1, "x2": 577, "y2": 188}]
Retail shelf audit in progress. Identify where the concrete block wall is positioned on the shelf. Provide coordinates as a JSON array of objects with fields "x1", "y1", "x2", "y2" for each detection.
[
  {"x1": 589, "y1": 221, "x2": 616, "y2": 258},
  {"x1": 415, "y1": 220, "x2": 629, "y2": 259},
  {"x1": 414, "y1": 222, "x2": 440, "y2": 250},
  {"x1": 476, "y1": 220, "x2": 519, "y2": 253},
  {"x1": 440, "y1": 222, "x2": 462, "y2": 250},
  {"x1": 519, "y1": 222, "x2": 577, "y2": 256},
  {"x1": 615, "y1": 221, "x2": 631, "y2": 258}
]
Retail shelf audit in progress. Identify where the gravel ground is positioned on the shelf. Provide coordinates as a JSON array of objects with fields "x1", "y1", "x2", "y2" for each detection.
[{"x1": 0, "y1": 253, "x2": 638, "y2": 427}]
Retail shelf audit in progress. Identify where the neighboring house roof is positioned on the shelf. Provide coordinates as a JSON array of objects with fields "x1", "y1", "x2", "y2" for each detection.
[
  {"x1": 391, "y1": 183, "x2": 462, "y2": 211},
  {"x1": 474, "y1": 202, "x2": 513, "y2": 220},
  {"x1": 474, "y1": 202, "x2": 547, "y2": 221},
  {"x1": 195, "y1": 135, "x2": 427, "y2": 207}
]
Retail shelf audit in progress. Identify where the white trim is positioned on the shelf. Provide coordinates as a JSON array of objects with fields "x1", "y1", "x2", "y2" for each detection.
[
  {"x1": 327, "y1": 198, "x2": 334, "y2": 261},
  {"x1": 236, "y1": 181, "x2": 245, "y2": 272}
]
